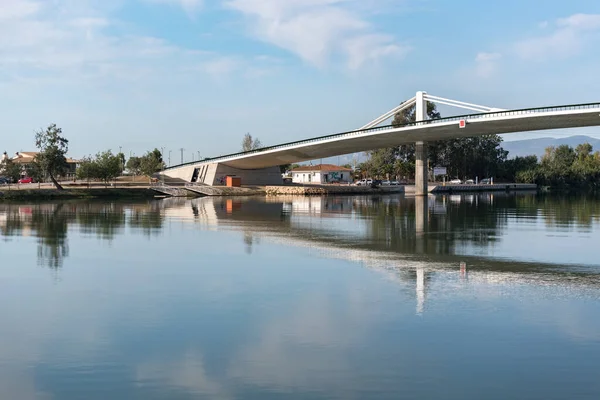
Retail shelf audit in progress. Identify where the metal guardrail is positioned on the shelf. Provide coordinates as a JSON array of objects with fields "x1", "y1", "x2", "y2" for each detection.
[{"x1": 164, "y1": 102, "x2": 600, "y2": 171}]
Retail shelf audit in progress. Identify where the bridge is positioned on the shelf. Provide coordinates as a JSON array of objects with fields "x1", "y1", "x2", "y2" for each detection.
[{"x1": 159, "y1": 91, "x2": 600, "y2": 195}]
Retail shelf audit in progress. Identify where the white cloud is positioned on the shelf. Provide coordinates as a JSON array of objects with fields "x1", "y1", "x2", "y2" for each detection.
[
  {"x1": 0, "y1": 0, "x2": 41, "y2": 20},
  {"x1": 516, "y1": 13, "x2": 600, "y2": 60},
  {"x1": 224, "y1": 0, "x2": 406, "y2": 69},
  {"x1": 144, "y1": 0, "x2": 204, "y2": 14},
  {"x1": 557, "y1": 13, "x2": 600, "y2": 30},
  {"x1": 0, "y1": 0, "x2": 253, "y2": 86},
  {"x1": 474, "y1": 52, "x2": 501, "y2": 78}
]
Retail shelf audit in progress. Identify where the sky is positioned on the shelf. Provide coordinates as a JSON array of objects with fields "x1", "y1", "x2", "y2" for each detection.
[{"x1": 1, "y1": 0, "x2": 600, "y2": 164}]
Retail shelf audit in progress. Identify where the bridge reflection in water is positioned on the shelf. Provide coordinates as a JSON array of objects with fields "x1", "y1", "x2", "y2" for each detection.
[
  {"x1": 158, "y1": 192, "x2": 600, "y2": 314},
  {"x1": 2, "y1": 193, "x2": 600, "y2": 314}
]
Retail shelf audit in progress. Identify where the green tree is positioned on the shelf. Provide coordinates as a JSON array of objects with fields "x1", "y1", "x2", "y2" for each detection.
[
  {"x1": 76, "y1": 156, "x2": 96, "y2": 183},
  {"x1": 116, "y1": 152, "x2": 126, "y2": 174},
  {"x1": 1, "y1": 158, "x2": 22, "y2": 183},
  {"x1": 126, "y1": 156, "x2": 142, "y2": 176},
  {"x1": 25, "y1": 159, "x2": 45, "y2": 188},
  {"x1": 139, "y1": 149, "x2": 165, "y2": 180},
  {"x1": 94, "y1": 150, "x2": 122, "y2": 187},
  {"x1": 242, "y1": 133, "x2": 262, "y2": 152},
  {"x1": 35, "y1": 124, "x2": 69, "y2": 190}
]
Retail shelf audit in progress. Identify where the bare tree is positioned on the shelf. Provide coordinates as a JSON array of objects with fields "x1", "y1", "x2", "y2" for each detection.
[{"x1": 242, "y1": 133, "x2": 262, "y2": 152}]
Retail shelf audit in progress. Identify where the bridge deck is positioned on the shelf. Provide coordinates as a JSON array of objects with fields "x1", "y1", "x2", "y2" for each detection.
[{"x1": 165, "y1": 103, "x2": 600, "y2": 171}]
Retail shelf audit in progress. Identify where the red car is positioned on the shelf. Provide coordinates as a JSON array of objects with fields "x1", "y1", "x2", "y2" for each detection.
[{"x1": 18, "y1": 177, "x2": 34, "y2": 184}]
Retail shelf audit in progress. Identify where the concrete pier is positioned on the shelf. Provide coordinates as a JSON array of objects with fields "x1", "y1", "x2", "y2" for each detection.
[{"x1": 415, "y1": 141, "x2": 428, "y2": 196}]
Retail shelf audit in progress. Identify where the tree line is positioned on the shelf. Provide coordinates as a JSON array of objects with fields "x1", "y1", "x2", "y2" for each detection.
[
  {"x1": 1, "y1": 124, "x2": 166, "y2": 189},
  {"x1": 77, "y1": 148, "x2": 165, "y2": 186},
  {"x1": 515, "y1": 144, "x2": 600, "y2": 190}
]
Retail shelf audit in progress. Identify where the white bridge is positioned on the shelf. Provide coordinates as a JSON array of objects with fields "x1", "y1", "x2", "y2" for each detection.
[{"x1": 160, "y1": 91, "x2": 600, "y2": 195}]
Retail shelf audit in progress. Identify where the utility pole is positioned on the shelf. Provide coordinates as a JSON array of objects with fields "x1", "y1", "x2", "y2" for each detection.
[
  {"x1": 180, "y1": 148, "x2": 184, "y2": 164},
  {"x1": 197, "y1": 151, "x2": 200, "y2": 161},
  {"x1": 168, "y1": 150, "x2": 171, "y2": 167}
]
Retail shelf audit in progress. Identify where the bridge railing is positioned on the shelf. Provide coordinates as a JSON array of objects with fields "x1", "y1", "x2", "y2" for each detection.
[{"x1": 164, "y1": 102, "x2": 600, "y2": 170}]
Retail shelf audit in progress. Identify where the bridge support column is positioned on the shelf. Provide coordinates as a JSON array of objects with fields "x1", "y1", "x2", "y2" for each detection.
[{"x1": 415, "y1": 141, "x2": 428, "y2": 196}]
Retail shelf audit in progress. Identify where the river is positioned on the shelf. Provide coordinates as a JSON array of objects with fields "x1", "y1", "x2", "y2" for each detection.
[{"x1": 1, "y1": 193, "x2": 600, "y2": 399}]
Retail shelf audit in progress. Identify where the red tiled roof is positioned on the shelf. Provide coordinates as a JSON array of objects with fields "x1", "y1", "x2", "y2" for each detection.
[
  {"x1": 11, "y1": 152, "x2": 79, "y2": 164},
  {"x1": 291, "y1": 164, "x2": 352, "y2": 172}
]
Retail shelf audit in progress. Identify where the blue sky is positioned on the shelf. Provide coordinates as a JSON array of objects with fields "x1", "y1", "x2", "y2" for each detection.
[{"x1": 1, "y1": 0, "x2": 600, "y2": 163}]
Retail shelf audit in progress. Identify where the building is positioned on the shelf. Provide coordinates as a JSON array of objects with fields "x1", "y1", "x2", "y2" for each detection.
[
  {"x1": 291, "y1": 164, "x2": 353, "y2": 184},
  {"x1": 10, "y1": 152, "x2": 79, "y2": 178}
]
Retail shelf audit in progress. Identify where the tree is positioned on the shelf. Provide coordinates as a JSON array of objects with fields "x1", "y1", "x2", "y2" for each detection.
[
  {"x1": 94, "y1": 151, "x2": 122, "y2": 187},
  {"x1": 126, "y1": 156, "x2": 142, "y2": 176},
  {"x1": 25, "y1": 159, "x2": 45, "y2": 188},
  {"x1": 242, "y1": 133, "x2": 262, "y2": 152},
  {"x1": 139, "y1": 149, "x2": 165, "y2": 180},
  {"x1": 35, "y1": 124, "x2": 69, "y2": 190},
  {"x1": 76, "y1": 156, "x2": 98, "y2": 185},
  {"x1": 116, "y1": 152, "x2": 126, "y2": 174},
  {"x1": 1, "y1": 158, "x2": 22, "y2": 183}
]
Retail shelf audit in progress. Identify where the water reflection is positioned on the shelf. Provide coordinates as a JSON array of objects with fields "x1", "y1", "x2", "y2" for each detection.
[
  {"x1": 0, "y1": 202, "x2": 164, "y2": 268},
  {"x1": 2, "y1": 193, "x2": 598, "y2": 292},
  {"x1": 2, "y1": 193, "x2": 600, "y2": 399}
]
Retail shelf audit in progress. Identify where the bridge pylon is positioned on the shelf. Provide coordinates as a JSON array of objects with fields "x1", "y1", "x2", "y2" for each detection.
[{"x1": 360, "y1": 91, "x2": 504, "y2": 195}]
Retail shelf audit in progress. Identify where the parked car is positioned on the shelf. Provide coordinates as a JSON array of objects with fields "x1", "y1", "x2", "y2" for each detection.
[
  {"x1": 18, "y1": 177, "x2": 34, "y2": 184},
  {"x1": 480, "y1": 178, "x2": 491, "y2": 184},
  {"x1": 450, "y1": 179, "x2": 462, "y2": 184},
  {"x1": 390, "y1": 180, "x2": 399, "y2": 186},
  {"x1": 356, "y1": 179, "x2": 373, "y2": 186},
  {"x1": 381, "y1": 180, "x2": 391, "y2": 186},
  {"x1": 465, "y1": 179, "x2": 475, "y2": 184},
  {"x1": 0, "y1": 176, "x2": 12, "y2": 184}
]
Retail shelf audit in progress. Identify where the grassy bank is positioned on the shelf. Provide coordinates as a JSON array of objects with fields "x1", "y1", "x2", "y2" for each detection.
[{"x1": 0, "y1": 188, "x2": 158, "y2": 201}]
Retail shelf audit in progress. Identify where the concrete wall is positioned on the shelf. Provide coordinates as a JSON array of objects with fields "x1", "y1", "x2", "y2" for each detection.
[
  {"x1": 211, "y1": 164, "x2": 282, "y2": 186},
  {"x1": 159, "y1": 162, "x2": 283, "y2": 186}
]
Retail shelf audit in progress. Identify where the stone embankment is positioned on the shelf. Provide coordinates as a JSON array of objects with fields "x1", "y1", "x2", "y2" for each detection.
[
  {"x1": 0, "y1": 188, "x2": 158, "y2": 201},
  {"x1": 265, "y1": 185, "x2": 405, "y2": 196}
]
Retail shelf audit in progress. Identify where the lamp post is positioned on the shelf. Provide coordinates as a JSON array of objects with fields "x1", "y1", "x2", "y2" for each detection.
[{"x1": 168, "y1": 150, "x2": 172, "y2": 167}]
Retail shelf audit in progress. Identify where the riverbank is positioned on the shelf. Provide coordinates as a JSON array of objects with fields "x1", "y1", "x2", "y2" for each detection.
[
  {"x1": 0, "y1": 188, "x2": 158, "y2": 201},
  {"x1": 430, "y1": 183, "x2": 537, "y2": 193}
]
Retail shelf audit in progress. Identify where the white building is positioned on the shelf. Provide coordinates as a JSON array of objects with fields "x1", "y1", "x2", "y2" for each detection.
[{"x1": 291, "y1": 164, "x2": 353, "y2": 184}]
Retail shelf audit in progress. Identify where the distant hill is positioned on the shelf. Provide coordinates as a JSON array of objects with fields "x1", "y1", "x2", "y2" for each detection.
[{"x1": 503, "y1": 136, "x2": 600, "y2": 159}]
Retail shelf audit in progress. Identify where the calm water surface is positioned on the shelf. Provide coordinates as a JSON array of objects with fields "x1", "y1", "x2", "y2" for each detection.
[{"x1": 1, "y1": 193, "x2": 600, "y2": 399}]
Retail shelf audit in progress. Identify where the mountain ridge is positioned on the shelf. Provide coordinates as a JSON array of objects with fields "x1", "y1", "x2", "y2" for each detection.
[{"x1": 503, "y1": 136, "x2": 600, "y2": 158}]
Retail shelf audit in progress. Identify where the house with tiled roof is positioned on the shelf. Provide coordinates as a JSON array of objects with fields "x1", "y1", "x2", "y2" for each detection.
[
  {"x1": 291, "y1": 164, "x2": 353, "y2": 184},
  {"x1": 9, "y1": 151, "x2": 80, "y2": 178}
]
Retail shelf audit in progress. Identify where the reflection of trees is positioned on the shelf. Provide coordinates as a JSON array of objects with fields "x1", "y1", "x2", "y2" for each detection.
[
  {"x1": 347, "y1": 193, "x2": 546, "y2": 256},
  {"x1": 243, "y1": 231, "x2": 261, "y2": 254},
  {"x1": 0, "y1": 202, "x2": 156, "y2": 268},
  {"x1": 353, "y1": 195, "x2": 507, "y2": 256},
  {"x1": 31, "y1": 204, "x2": 70, "y2": 269},
  {"x1": 76, "y1": 203, "x2": 126, "y2": 240},
  {"x1": 128, "y1": 203, "x2": 164, "y2": 236},
  {"x1": 0, "y1": 207, "x2": 24, "y2": 239},
  {"x1": 531, "y1": 195, "x2": 600, "y2": 229}
]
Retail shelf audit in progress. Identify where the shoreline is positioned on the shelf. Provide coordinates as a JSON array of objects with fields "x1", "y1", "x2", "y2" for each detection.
[
  {"x1": 0, "y1": 188, "x2": 159, "y2": 201},
  {"x1": 0, "y1": 182, "x2": 554, "y2": 201}
]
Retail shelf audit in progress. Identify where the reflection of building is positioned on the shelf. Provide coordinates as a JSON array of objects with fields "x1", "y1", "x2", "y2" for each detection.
[
  {"x1": 291, "y1": 164, "x2": 352, "y2": 184},
  {"x1": 10, "y1": 152, "x2": 79, "y2": 178}
]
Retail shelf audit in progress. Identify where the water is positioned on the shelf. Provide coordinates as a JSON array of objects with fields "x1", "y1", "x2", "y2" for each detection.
[{"x1": 1, "y1": 193, "x2": 600, "y2": 399}]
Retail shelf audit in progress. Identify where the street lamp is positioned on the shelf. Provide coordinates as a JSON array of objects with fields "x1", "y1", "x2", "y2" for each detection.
[{"x1": 168, "y1": 150, "x2": 172, "y2": 167}]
